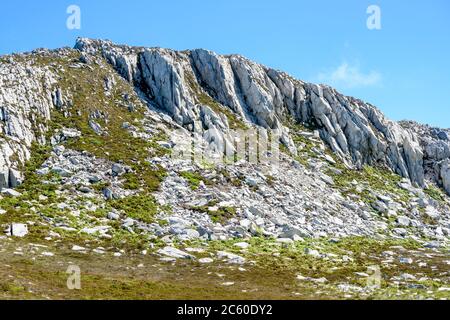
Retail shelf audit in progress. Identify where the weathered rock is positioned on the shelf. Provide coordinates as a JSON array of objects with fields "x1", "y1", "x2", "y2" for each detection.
[
  {"x1": 397, "y1": 216, "x2": 411, "y2": 227},
  {"x1": 157, "y1": 246, "x2": 194, "y2": 259},
  {"x1": 5, "y1": 223, "x2": 28, "y2": 237},
  {"x1": 440, "y1": 160, "x2": 450, "y2": 195},
  {"x1": 73, "y1": 38, "x2": 434, "y2": 193},
  {"x1": 216, "y1": 251, "x2": 246, "y2": 264},
  {"x1": 112, "y1": 163, "x2": 125, "y2": 176},
  {"x1": 1, "y1": 188, "x2": 22, "y2": 197}
]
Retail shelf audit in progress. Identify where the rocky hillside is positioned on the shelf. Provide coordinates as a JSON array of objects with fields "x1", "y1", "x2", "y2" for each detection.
[{"x1": 0, "y1": 38, "x2": 448, "y2": 299}]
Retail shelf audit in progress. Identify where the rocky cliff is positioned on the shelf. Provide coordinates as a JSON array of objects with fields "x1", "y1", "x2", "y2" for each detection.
[
  {"x1": 1, "y1": 38, "x2": 448, "y2": 194},
  {"x1": 0, "y1": 38, "x2": 449, "y2": 244},
  {"x1": 73, "y1": 38, "x2": 436, "y2": 191},
  {"x1": 1, "y1": 39, "x2": 450, "y2": 299}
]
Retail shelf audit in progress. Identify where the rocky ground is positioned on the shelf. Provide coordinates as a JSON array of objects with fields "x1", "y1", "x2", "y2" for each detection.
[{"x1": 0, "y1": 39, "x2": 449, "y2": 300}]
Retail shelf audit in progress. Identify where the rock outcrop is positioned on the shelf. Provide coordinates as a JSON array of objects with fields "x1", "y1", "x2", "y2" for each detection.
[
  {"x1": 0, "y1": 50, "x2": 61, "y2": 189},
  {"x1": 400, "y1": 121, "x2": 450, "y2": 194},
  {"x1": 0, "y1": 38, "x2": 446, "y2": 196},
  {"x1": 73, "y1": 38, "x2": 429, "y2": 189}
]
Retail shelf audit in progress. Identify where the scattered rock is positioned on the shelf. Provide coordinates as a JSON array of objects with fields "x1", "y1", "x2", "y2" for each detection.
[
  {"x1": 199, "y1": 258, "x2": 214, "y2": 264},
  {"x1": 5, "y1": 223, "x2": 28, "y2": 237},
  {"x1": 157, "y1": 246, "x2": 194, "y2": 259}
]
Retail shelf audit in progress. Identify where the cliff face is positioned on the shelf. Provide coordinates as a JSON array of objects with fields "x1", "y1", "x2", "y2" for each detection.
[
  {"x1": 0, "y1": 51, "x2": 59, "y2": 188},
  {"x1": 74, "y1": 38, "x2": 429, "y2": 189},
  {"x1": 0, "y1": 38, "x2": 448, "y2": 196}
]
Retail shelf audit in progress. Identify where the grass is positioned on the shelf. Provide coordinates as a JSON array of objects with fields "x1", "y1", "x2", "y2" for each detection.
[
  {"x1": 179, "y1": 171, "x2": 213, "y2": 190},
  {"x1": 109, "y1": 194, "x2": 159, "y2": 224},
  {"x1": 0, "y1": 49, "x2": 171, "y2": 247},
  {"x1": 328, "y1": 165, "x2": 412, "y2": 204},
  {"x1": 282, "y1": 118, "x2": 418, "y2": 208},
  {"x1": 424, "y1": 186, "x2": 446, "y2": 203},
  {"x1": 190, "y1": 200, "x2": 237, "y2": 224},
  {"x1": 37, "y1": 51, "x2": 172, "y2": 225}
]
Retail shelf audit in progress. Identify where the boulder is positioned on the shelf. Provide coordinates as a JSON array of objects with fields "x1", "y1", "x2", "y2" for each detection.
[
  {"x1": 6, "y1": 223, "x2": 28, "y2": 237},
  {"x1": 440, "y1": 160, "x2": 450, "y2": 195},
  {"x1": 157, "y1": 246, "x2": 194, "y2": 259}
]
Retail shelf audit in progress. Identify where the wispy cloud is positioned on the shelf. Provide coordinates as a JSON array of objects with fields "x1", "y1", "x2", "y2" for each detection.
[{"x1": 316, "y1": 62, "x2": 382, "y2": 89}]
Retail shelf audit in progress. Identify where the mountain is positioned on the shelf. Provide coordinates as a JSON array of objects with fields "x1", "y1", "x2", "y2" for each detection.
[{"x1": 0, "y1": 38, "x2": 448, "y2": 299}]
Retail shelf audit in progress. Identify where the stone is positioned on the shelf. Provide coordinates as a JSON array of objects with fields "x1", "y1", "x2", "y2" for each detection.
[
  {"x1": 107, "y1": 211, "x2": 120, "y2": 220},
  {"x1": 437, "y1": 131, "x2": 449, "y2": 141},
  {"x1": 425, "y1": 206, "x2": 440, "y2": 220},
  {"x1": 279, "y1": 226, "x2": 310, "y2": 239},
  {"x1": 393, "y1": 228, "x2": 408, "y2": 237},
  {"x1": 319, "y1": 173, "x2": 334, "y2": 185},
  {"x1": 305, "y1": 248, "x2": 321, "y2": 258},
  {"x1": 89, "y1": 120, "x2": 103, "y2": 135},
  {"x1": 245, "y1": 177, "x2": 260, "y2": 187},
  {"x1": 183, "y1": 229, "x2": 200, "y2": 239},
  {"x1": 234, "y1": 242, "x2": 250, "y2": 249},
  {"x1": 397, "y1": 216, "x2": 411, "y2": 227},
  {"x1": 103, "y1": 187, "x2": 115, "y2": 200},
  {"x1": 6, "y1": 223, "x2": 28, "y2": 237},
  {"x1": 371, "y1": 200, "x2": 388, "y2": 214},
  {"x1": 399, "y1": 257, "x2": 413, "y2": 264},
  {"x1": 424, "y1": 241, "x2": 440, "y2": 249},
  {"x1": 198, "y1": 257, "x2": 214, "y2": 264},
  {"x1": 248, "y1": 206, "x2": 265, "y2": 217},
  {"x1": 8, "y1": 168, "x2": 22, "y2": 188},
  {"x1": 112, "y1": 163, "x2": 125, "y2": 176},
  {"x1": 216, "y1": 251, "x2": 246, "y2": 264},
  {"x1": 156, "y1": 141, "x2": 173, "y2": 149},
  {"x1": 157, "y1": 246, "x2": 194, "y2": 259},
  {"x1": 239, "y1": 219, "x2": 251, "y2": 229},
  {"x1": 81, "y1": 226, "x2": 110, "y2": 235},
  {"x1": 78, "y1": 186, "x2": 92, "y2": 193},
  {"x1": 1, "y1": 188, "x2": 22, "y2": 197},
  {"x1": 88, "y1": 175, "x2": 101, "y2": 184},
  {"x1": 51, "y1": 167, "x2": 72, "y2": 177},
  {"x1": 72, "y1": 245, "x2": 87, "y2": 252}
]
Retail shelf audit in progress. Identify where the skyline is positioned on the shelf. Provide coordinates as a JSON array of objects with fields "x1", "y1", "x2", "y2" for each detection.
[{"x1": 1, "y1": 0, "x2": 449, "y2": 128}]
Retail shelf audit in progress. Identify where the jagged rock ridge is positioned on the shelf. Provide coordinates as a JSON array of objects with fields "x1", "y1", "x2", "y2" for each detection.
[
  {"x1": 0, "y1": 38, "x2": 448, "y2": 197},
  {"x1": 74, "y1": 38, "x2": 440, "y2": 193}
]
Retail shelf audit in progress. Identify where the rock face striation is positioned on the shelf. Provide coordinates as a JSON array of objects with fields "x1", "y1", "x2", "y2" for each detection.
[
  {"x1": 0, "y1": 50, "x2": 60, "y2": 189},
  {"x1": 74, "y1": 38, "x2": 430, "y2": 191},
  {"x1": 0, "y1": 37, "x2": 447, "y2": 197}
]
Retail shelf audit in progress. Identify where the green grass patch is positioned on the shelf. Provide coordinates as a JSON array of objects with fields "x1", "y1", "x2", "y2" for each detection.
[
  {"x1": 109, "y1": 194, "x2": 159, "y2": 224},
  {"x1": 190, "y1": 200, "x2": 237, "y2": 223},
  {"x1": 179, "y1": 171, "x2": 213, "y2": 190}
]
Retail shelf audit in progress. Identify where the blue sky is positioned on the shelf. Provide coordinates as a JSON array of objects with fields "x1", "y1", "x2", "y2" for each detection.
[{"x1": 1, "y1": 0, "x2": 449, "y2": 127}]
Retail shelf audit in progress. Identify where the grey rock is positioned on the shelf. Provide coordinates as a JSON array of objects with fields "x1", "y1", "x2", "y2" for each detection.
[
  {"x1": 1, "y1": 188, "x2": 22, "y2": 197},
  {"x1": 279, "y1": 226, "x2": 311, "y2": 239},
  {"x1": 51, "y1": 166, "x2": 72, "y2": 177},
  {"x1": 397, "y1": 216, "x2": 411, "y2": 227},
  {"x1": 107, "y1": 212, "x2": 120, "y2": 220},
  {"x1": 112, "y1": 163, "x2": 125, "y2": 176},
  {"x1": 6, "y1": 223, "x2": 28, "y2": 237},
  {"x1": 216, "y1": 251, "x2": 246, "y2": 264},
  {"x1": 440, "y1": 160, "x2": 450, "y2": 195},
  {"x1": 198, "y1": 258, "x2": 214, "y2": 264},
  {"x1": 8, "y1": 168, "x2": 22, "y2": 188},
  {"x1": 371, "y1": 200, "x2": 388, "y2": 214},
  {"x1": 157, "y1": 246, "x2": 194, "y2": 259},
  {"x1": 103, "y1": 187, "x2": 115, "y2": 200},
  {"x1": 399, "y1": 257, "x2": 413, "y2": 264}
]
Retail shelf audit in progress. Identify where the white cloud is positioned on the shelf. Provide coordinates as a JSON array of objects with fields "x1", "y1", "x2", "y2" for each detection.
[{"x1": 316, "y1": 62, "x2": 382, "y2": 89}]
